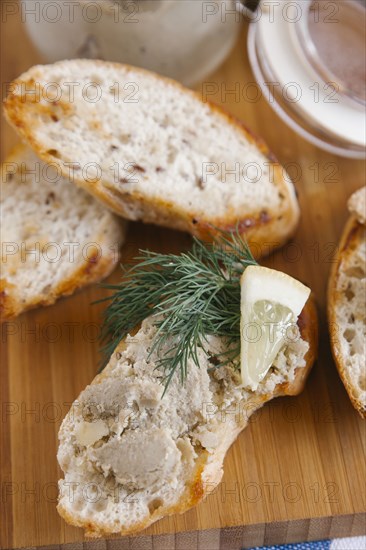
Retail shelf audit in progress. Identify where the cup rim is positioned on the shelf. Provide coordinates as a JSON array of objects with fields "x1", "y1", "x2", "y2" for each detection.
[
  {"x1": 247, "y1": 21, "x2": 366, "y2": 159},
  {"x1": 293, "y1": 0, "x2": 366, "y2": 108}
]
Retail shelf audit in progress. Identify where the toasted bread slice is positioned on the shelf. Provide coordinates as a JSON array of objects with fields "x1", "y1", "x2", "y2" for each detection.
[
  {"x1": 57, "y1": 299, "x2": 317, "y2": 537},
  {"x1": 0, "y1": 144, "x2": 126, "y2": 320},
  {"x1": 4, "y1": 60, "x2": 300, "y2": 256},
  {"x1": 328, "y1": 187, "x2": 366, "y2": 418}
]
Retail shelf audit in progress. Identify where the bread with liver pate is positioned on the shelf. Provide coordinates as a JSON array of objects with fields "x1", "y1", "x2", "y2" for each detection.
[{"x1": 57, "y1": 299, "x2": 317, "y2": 536}]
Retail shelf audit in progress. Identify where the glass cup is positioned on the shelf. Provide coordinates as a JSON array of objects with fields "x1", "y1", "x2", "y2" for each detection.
[
  {"x1": 247, "y1": 0, "x2": 366, "y2": 158},
  {"x1": 21, "y1": 0, "x2": 242, "y2": 87}
]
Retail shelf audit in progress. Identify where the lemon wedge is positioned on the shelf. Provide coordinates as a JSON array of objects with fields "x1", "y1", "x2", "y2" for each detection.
[{"x1": 240, "y1": 266, "x2": 310, "y2": 390}]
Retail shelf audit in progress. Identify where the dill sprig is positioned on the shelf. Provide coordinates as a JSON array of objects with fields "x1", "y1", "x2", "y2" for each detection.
[{"x1": 98, "y1": 230, "x2": 257, "y2": 393}]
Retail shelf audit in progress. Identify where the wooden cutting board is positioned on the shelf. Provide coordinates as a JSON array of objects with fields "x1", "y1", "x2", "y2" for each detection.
[{"x1": 1, "y1": 10, "x2": 365, "y2": 550}]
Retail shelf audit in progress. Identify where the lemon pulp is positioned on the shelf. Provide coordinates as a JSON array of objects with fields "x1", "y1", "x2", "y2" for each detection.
[{"x1": 240, "y1": 266, "x2": 310, "y2": 391}]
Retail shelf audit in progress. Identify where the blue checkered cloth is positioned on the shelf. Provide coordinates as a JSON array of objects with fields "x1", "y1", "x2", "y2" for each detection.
[{"x1": 248, "y1": 537, "x2": 366, "y2": 550}]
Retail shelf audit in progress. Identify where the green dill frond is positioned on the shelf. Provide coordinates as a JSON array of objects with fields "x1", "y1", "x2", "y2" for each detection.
[{"x1": 98, "y1": 229, "x2": 257, "y2": 392}]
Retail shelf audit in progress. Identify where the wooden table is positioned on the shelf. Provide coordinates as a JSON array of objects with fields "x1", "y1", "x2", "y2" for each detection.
[{"x1": 1, "y1": 5, "x2": 365, "y2": 550}]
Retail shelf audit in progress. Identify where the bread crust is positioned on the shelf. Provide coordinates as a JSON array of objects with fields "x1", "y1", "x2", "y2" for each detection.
[
  {"x1": 57, "y1": 298, "x2": 318, "y2": 537},
  {"x1": 3, "y1": 60, "x2": 300, "y2": 257},
  {"x1": 328, "y1": 216, "x2": 366, "y2": 418},
  {"x1": 0, "y1": 144, "x2": 126, "y2": 321}
]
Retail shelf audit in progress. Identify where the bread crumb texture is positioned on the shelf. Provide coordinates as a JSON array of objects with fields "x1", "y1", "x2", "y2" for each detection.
[
  {"x1": 348, "y1": 186, "x2": 366, "y2": 225},
  {"x1": 332, "y1": 221, "x2": 366, "y2": 414},
  {"x1": 0, "y1": 144, "x2": 125, "y2": 319},
  {"x1": 4, "y1": 60, "x2": 299, "y2": 247}
]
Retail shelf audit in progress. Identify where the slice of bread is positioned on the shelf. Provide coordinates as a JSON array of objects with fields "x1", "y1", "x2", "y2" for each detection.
[
  {"x1": 4, "y1": 60, "x2": 300, "y2": 255},
  {"x1": 57, "y1": 299, "x2": 317, "y2": 537},
  {"x1": 328, "y1": 187, "x2": 366, "y2": 418},
  {"x1": 0, "y1": 144, "x2": 126, "y2": 320}
]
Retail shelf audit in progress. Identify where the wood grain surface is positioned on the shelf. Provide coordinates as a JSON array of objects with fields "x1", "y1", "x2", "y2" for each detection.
[{"x1": 1, "y1": 4, "x2": 365, "y2": 549}]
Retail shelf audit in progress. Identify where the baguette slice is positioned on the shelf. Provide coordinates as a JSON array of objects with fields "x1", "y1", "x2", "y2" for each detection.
[
  {"x1": 57, "y1": 299, "x2": 317, "y2": 537},
  {"x1": 4, "y1": 60, "x2": 299, "y2": 255},
  {"x1": 328, "y1": 187, "x2": 366, "y2": 417},
  {"x1": 0, "y1": 144, "x2": 126, "y2": 320}
]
